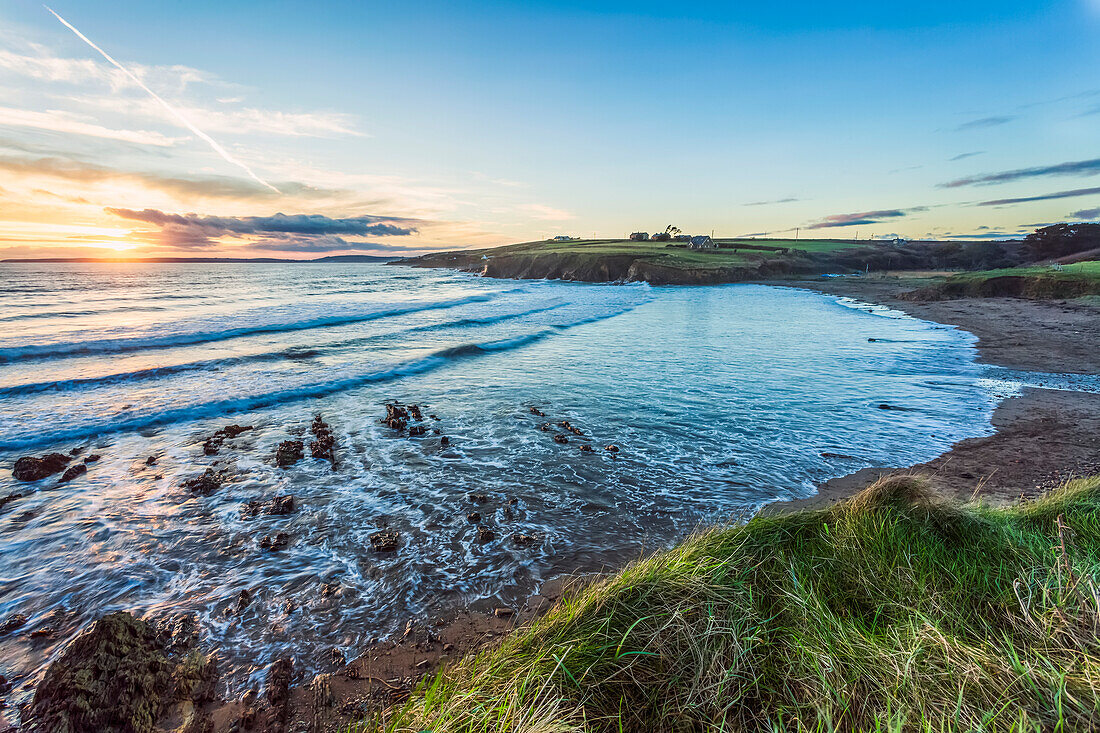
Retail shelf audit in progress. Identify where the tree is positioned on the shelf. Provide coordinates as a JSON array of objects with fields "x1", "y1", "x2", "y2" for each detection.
[{"x1": 1024, "y1": 223, "x2": 1100, "y2": 261}]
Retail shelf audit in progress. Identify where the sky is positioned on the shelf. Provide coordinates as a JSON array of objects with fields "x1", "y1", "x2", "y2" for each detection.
[{"x1": 0, "y1": 0, "x2": 1098, "y2": 259}]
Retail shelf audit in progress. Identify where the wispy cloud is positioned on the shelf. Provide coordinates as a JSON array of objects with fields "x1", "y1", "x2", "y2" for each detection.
[
  {"x1": 976, "y1": 186, "x2": 1100, "y2": 206},
  {"x1": 949, "y1": 151, "x2": 984, "y2": 162},
  {"x1": 744, "y1": 197, "x2": 800, "y2": 206},
  {"x1": 940, "y1": 157, "x2": 1100, "y2": 188},
  {"x1": 805, "y1": 208, "x2": 919, "y2": 230},
  {"x1": 1074, "y1": 207, "x2": 1100, "y2": 220},
  {"x1": 0, "y1": 106, "x2": 181, "y2": 146},
  {"x1": 954, "y1": 116, "x2": 1015, "y2": 132},
  {"x1": 106, "y1": 207, "x2": 419, "y2": 250}
]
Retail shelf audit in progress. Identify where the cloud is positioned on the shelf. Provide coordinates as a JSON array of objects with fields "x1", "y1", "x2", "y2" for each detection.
[
  {"x1": 105, "y1": 207, "x2": 418, "y2": 250},
  {"x1": 949, "y1": 151, "x2": 984, "y2": 162},
  {"x1": 0, "y1": 154, "x2": 346, "y2": 200},
  {"x1": 744, "y1": 197, "x2": 800, "y2": 206},
  {"x1": 976, "y1": 186, "x2": 1100, "y2": 206},
  {"x1": 941, "y1": 157, "x2": 1100, "y2": 188},
  {"x1": 0, "y1": 106, "x2": 181, "y2": 146},
  {"x1": 804, "y1": 208, "x2": 917, "y2": 230},
  {"x1": 1074, "y1": 207, "x2": 1100, "y2": 220},
  {"x1": 954, "y1": 116, "x2": 1015, "y2": 132}
]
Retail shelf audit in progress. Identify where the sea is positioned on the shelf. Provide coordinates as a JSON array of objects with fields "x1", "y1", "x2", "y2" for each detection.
[{"x1": 0, "y1": 261, "x2": 1015, "y2": 695}]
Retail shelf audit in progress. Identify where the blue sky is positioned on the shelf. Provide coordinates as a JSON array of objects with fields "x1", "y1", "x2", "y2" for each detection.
[{"x1": 0, "y1": 0, "x2": 1098, "y2": 256}]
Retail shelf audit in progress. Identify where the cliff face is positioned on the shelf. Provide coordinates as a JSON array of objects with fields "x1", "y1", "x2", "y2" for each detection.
[{"x1": 403, "y1": 251, "x2": 825, "y2": 285}]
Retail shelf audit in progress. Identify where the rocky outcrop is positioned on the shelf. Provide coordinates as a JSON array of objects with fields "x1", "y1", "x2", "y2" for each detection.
[
  {"x1": 13, "y1": 453, "x2": 71, "y2": 482},
  {"x1": 275, "y1": 440, "x2": 304, "y2": 467},
  {"x1": 29, "y1": 611, "x2": 217, "y2": 733}
]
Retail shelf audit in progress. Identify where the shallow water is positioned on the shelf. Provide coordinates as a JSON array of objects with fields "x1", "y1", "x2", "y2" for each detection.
[{"x1": 0, "y1": 263, "x2": 1005, "y2": 696}]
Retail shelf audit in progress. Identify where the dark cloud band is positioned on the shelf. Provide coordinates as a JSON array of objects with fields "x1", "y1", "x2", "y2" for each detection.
[{"x1": 941, "y1": 157, "x2": 1100, "y2": 188}]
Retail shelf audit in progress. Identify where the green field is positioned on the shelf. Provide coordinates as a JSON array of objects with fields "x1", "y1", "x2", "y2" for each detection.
[
  {"x1": 944, "y1": 260, "x2": 1100, "y2": 281},
  {"x1": 372, "y1": 474, "x2": 1100, "y2": 732}
]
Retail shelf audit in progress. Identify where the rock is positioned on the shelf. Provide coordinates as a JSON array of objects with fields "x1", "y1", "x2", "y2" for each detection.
[
  {"x1": 382, "y1": 404, "x2": 409, "y2": 432},
  {"x1": 321, "y1": 582, "x2": 341, "y2": 598},
  {"x1": 429, "y1": 414, "x2": 440, "y2": 420},
  {"x1": 820, "y1": 451, "x2": 853, "y2": 459},
  {"x1": 30, "y1": 626, "x2": 58, "y2": 639},
  {"x1": 0, "y1": 614, "x2": 27, "y2": 636},
  {"x1": 203, "y1": 424, "x2": 254, "y2": 456},
  {"x1": 83, "y1": 454, "x2": 101, "y2": 464},
  {"x1": 181, "y1": 469, "x2": 220, "y2": 495},
  {"x1": 512, "y1": 533, "x2": 539, "y2": 548},
  {"x1": 370, "y1": 530, "x2": 399, "y2": 552},
  {"x1": 539, "y1": 422, "x2": 552, "y2": 432},
  {"x1": 146, "y1": 455, "x2": 157, "y2": 466},
  {"x1": 408, "y1": 425, "x2": 426, "y2": 437},
  {"x1": 466, "y1": 511, "x2": 481, "y2": 523},
  {"x1": 259, "y1": 533, "x2": 290, "y2": 551},
  {"x1": 578, "y1": 444, "x2": 594, "y2": 453},
  {"x1": 240, "y1": 500, "x2": 262, "y2": 519},
  {"x1": 493, "y1": 607, "x2": 514, "y2": 618},
  {"x1": 526, "y1": 594, "x2": 551, "y2": 614},
  {"x1": 275, "y1": 440, "x2": 304, "y2": 467},
  {"x1": 409, "y1": 404, "x2": 423, "y2": 421},
  {"x1": 0, "y1": 493, "x2": 23, "y2": 513},
  {"x1": 330, "y1": 647, "x2": 346, "y2": 667},
  {"x1": 58, "y1": 463, "x2": 88, "y2": 483},
  {"x1": 528, "y1": 407, "x2": 545, "y2": 417},
  {"x1": 12, "y1": 453, "x2": 71, "y2": 482},
  {"x1": 553, "y1": 434, "x2": 569, "y2": 444},
  {"x1": 468, "y1": 492, "x2": 489, "y2": 503},
  {"x1": 476, "y1": 526, "x2": 496, "y2": 543},
  {"x1": 29, "y1": 611, "x2": 214, "y2": 733},
  {"x1": 605, "y1": 445, "x2": 619, "y2": 453},
  {"x1": 0, "y1": 674, "x2": 11, "y2": 694},
  {"x1": 440, "y1": 436, "x2": 450, "y2": 447},
  {"x1": 69, "y1": 447, "x2": 84, "y2": 457},
  {"x1": 235, "y1": 590, "x2": 252, "y2": 613},
  {"x1": 265, "y1": 657, "x2": 293, "y2": 724},
  {"x1": 568, "y1": 426, "x2": 584, "y2": 436},
  {"x1": 310, "y1": 415, "x2": 336, "y2": 464},
  {"x1": 267, "y1": 495, "x2": 295, "y2": 515}
]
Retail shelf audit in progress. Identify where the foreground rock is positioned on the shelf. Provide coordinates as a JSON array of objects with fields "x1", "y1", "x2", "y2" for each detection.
[
  {"x1": 29, "y1": 611, "x2": 217, "y2": 733},
  {"x1": 12, "y1": 453, "x2": 71, "y2": 482}
]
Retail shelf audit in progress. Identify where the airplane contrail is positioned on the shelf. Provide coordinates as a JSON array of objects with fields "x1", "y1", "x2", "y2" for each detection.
[{"x1": 45, "y1": 5, "x2": 280, "y2": 193}]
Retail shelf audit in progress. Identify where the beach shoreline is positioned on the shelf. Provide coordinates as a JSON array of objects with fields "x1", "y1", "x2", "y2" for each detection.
[{"x1": 194, "y1": 276, "x2": 1100, "y2": 731}]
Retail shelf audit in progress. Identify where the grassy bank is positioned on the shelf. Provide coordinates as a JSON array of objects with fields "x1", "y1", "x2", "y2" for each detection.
[
  {"x1": 367, "y1": 474, "x2": 1100, "y2": 732},
  {"x1": 907, "y1": 261, "x2": 1100, "y2": 300}
]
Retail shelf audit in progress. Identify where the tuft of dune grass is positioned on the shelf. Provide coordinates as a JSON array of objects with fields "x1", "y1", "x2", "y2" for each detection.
[{"x1": 360, "y1": 474, "x2": 1100, "y2": 732}]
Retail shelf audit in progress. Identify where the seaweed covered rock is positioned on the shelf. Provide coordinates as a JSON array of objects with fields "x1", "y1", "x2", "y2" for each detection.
[
  {"x1": 28, "y1": 611, "x2": 216, "y2": 733},
  {"x1": 13, "y1": 453, "x2": 71, "y2": 482},
  {"x1": 309, "y1": 415, "x2": 336, "y2": 464}
]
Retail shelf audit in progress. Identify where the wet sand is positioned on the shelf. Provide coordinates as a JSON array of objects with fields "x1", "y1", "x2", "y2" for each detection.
[{"x1": 767, "y1": 277, "x2": 1100, "y2": 512}]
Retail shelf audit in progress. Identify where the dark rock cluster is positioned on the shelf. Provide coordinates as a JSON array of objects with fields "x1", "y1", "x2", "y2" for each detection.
[
  {"x1": 310, "y1": 415, "x2": 336, "y2": 464},
  {"x1": 202, "y1": 424, "x2": 253, "y2": 456}
]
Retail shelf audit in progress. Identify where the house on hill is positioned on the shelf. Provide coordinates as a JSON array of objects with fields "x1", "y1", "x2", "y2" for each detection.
[
  {"x1": 629, "y1": 232, "x2": 649, "y2": 241},
  {"x1": 688, "y1": 235, "x2": 715, "y2": 249}
]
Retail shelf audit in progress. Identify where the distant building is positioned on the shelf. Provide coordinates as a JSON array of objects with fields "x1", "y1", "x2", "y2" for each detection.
[
  {"x1": 651, "y1": 232, "x2": 671, "y2": 242},
  {"x1": 673, "y1": 234, "x2": 692, "y2": 242},
  {"x1": 688, "y1": 235, "x2": 715, "y2": 249},
  {"x1": 629, "y1": 232, "x2": 649, "y2": 241},
  {"x1": 551, "y1": 235, "x2": 574, "y2": 241}
]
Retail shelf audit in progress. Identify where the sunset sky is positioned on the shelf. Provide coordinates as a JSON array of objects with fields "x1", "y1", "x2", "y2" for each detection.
[{"x1": 1, "y1": 0, "x2": 1099, "y2": 258}]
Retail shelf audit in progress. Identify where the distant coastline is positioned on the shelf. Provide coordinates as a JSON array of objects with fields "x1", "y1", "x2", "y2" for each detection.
[{"x1": 0, "y1": 254, "x2": 401, "y2": 264}]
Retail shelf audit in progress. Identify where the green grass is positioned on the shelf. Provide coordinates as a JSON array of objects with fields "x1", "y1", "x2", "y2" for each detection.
[
  {"x1": 360, "y1": 474, "x2": 1100, "y2": 732},
  {"x1": 945, "y1": 260, "x2": 1100, "y2": 282}
]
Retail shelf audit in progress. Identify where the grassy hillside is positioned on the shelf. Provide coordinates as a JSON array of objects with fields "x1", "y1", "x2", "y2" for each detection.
[
  {"x1": 907, "y1": 261, "x2": 1100, "y2": 300},
  {"x1": 401, "y1": 237, "x2": 1023, "y2": 285},
  {"x1": 367, "y1": 474, "x2": 1100, "y2": 732}
]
